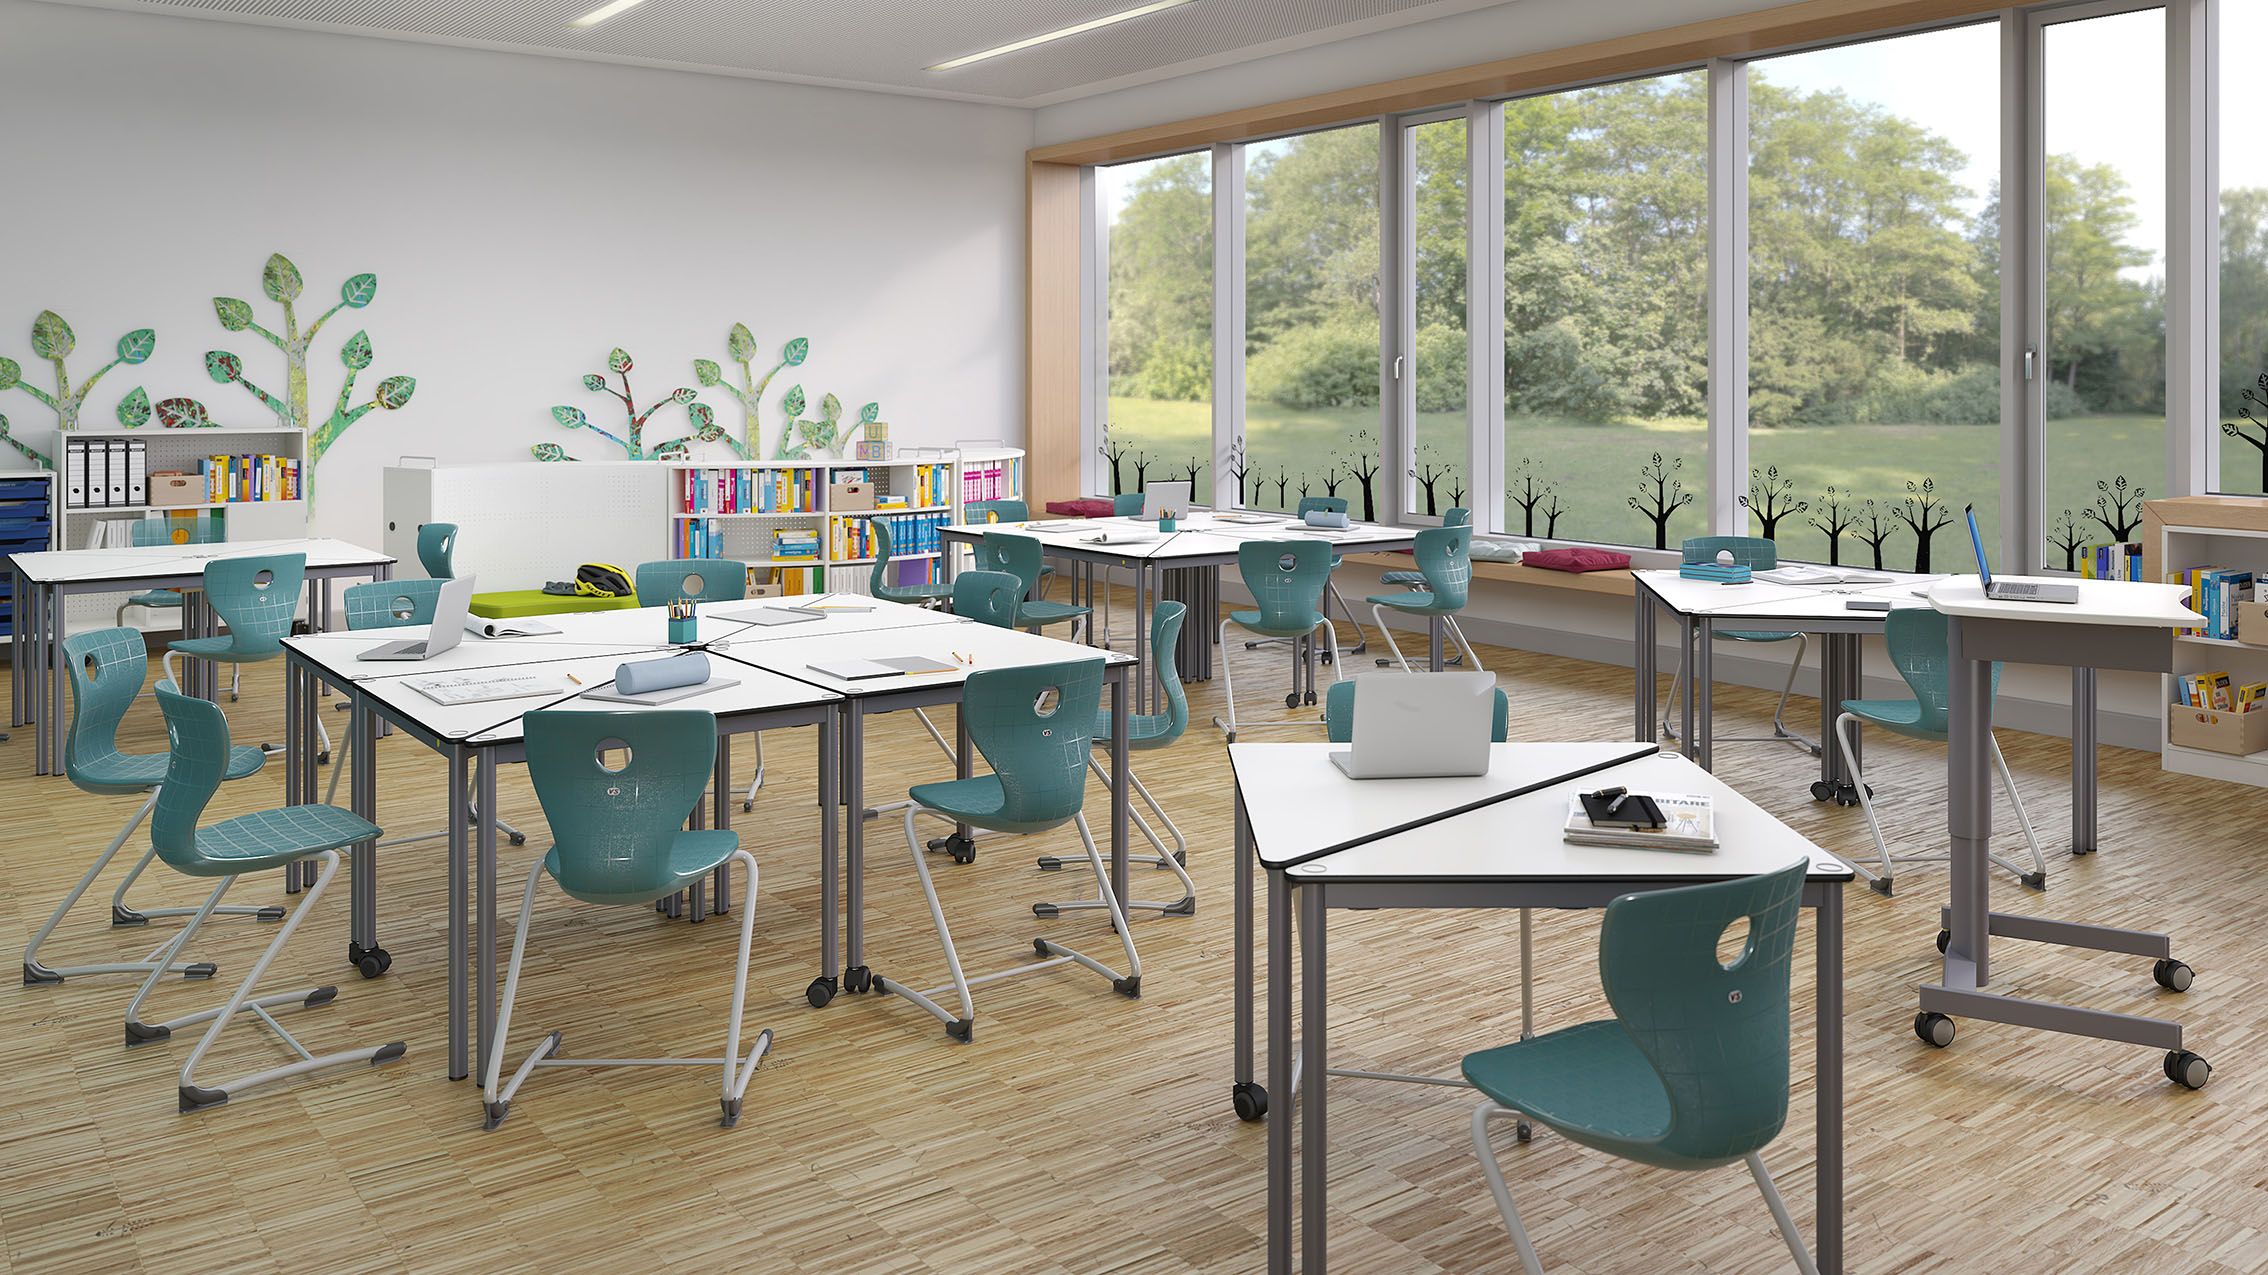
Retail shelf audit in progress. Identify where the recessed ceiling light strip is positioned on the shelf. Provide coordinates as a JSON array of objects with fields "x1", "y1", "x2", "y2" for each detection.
[
  {"x1": 567, "y1": 0, "x2": 645, "y2": 30},
  {"x1": 927, "y1": 0, "x2": 1199, "y2": 72}
]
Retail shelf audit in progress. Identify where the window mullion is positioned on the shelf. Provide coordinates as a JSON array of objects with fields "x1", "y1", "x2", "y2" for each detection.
[
  {"x1": 1213, "y1": 142, "x2": 1246, "y2": 507},
  {"x1": 1706, "y1": 58, "x2": 1749, "y2": 539},
  {"x1": 1470, "y1": 100, "x2": 1506, "y2": 533}
]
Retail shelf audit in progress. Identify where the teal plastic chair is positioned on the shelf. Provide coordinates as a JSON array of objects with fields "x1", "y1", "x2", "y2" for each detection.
[
  {"x1": 975, "y1": 532, "x2": 1088, "y2": 640},
  {"x1": 163, "y1": 552, "x2": 317, "y2": 756},
  {"x1": 878, "y1": 658, "x2": 1139, "y2": 1042},
  {"x1": 117, "y1": 516, "x2": 226, "y2": 631},
  {"x1": 963, "y1": 500, "x2": 1053, "y2": 592},
  {"x1": 124, "y1": 683, "x2": 399, "y2": 1114},
  {"x1": 1464, "y1": 860, "x2": 1817, "y2": 1275},
  {"x1": 484, "y1": 709, "x2": 772, "y2": 1130},
  {"x1": 870, "y1": 518, "x2": 952, "y2": 606},
  {"x1": 1382, "y1": 507, "x2": 1470, "y2": 587},
  {"x1": 1323, "y1": 676, "x2": 1507, "y2": 743},
  {"x1": 1663, "y1": 536, "x2": 1814, "y2": 757},
  {"x1": 635, "y1": 559, "x2": 745, "y2": 606},
  {"x1": 951, "y1": 569, "x2": 1024, "y2": 630},
  {"x1": 1033, "y1": 601, "x2": 1196, "y2": 918},
  {"x1": 1831, "y1": 607, "x2": 2045, "y2": 897},
  {"x1": 1111, "y1": 492, "x2": 1145, "y2": 515},
  {"x1": 22, "y1": 628, "x2": 273, "y2": 987},
  {"x1": 417, "y1": 523, "x2": 458, "y2": 579},
  {"x1": 1281, "y1": 496, "x2": 1369, "y2": 659},
  {"x1": 1214, "y1": 540, "x2": 1343, "y2": 741},
  {"x1": 1365, "y1": 524, "x2": 1482, "y2": 672}
]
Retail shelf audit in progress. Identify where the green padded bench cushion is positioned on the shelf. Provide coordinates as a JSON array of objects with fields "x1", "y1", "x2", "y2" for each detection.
[{"x1": 469, "y1": 590, "x2": 642, "y2": 619}]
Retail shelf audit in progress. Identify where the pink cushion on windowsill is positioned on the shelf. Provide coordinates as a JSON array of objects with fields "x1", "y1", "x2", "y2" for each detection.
[
  {"x1": 1522, "y1": 547, "x2": 1632, "y2": 573},
  {"x1": 1045, "y1": 498, "x2": 1118, "y2": 518}
]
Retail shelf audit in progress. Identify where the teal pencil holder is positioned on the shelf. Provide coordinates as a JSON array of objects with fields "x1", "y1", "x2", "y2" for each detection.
[
  {"x1": 667, "y1": 615, "x2": 697, "y2": 644},
  {"x1": 1157, "y1": 517, "x2": 1176, "y2": 532}
]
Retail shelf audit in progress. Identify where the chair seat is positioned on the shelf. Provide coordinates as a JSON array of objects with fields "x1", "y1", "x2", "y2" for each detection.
[
  {"x1": 1841, "y1": 697, "x2": 1944, "y2": 741},
  {"x1": 1721, "y1": 630, "x2": 1799, "y2": 644},
  {"x1": 1366, "y1": 591, "x2": 1456, "y2": 614},
  {"x1": 544, "y1": 828, "x2": 740, "y2": 905},
  {"x1": 1016, "y1": 600, "x2": 1090, "y2": 627},
  {"x1": 1378, "y1": 569, "x2": 1425, "y2": 587},
  {"x1": 168, "y1": 636, "x2": 268, "y2": 664},
  {"x1": 909, "y1": 775, "x2": 1074, "y2": 835},
  {"x1": 1464, "y1": 1020, "x2": 1731, "y2": 1170},
  {"x1": 126, "y1": 589, "x2": 185, "y2": 609},
  {"x1": 1091, "y1": 710, "x2": 1177, "y2": 749},
  {"x1": 73, "y1": 744, "x2": 265, "y2": 795},
  {"x1": 880, "y1": 581, "x2": 954, "y2": 604},
  {"x1": 1227, "y1": 608, "x2": 1321, "y2": 639},
  {"x1": 178, "y1": 804, "x2": 383, "y2": 877}
]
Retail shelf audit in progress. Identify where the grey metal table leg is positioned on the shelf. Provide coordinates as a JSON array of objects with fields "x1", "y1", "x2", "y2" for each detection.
[
  {"x1": 710, "y1": 735, "x2": 731, "y2": 915},
  {"x1": 475, "y1": 750, "x2": 500, "y2": 1085},
  {"x1": 1429, "y1": 616, "x2": 1443, "y2": 672},
  {"x1": 1695, "y1": 617, "x2": 1714, "y2": 773},
  {"x1": 818, "y1": 711, "x2": 840, "y2": 1001},
  {"x1": 1816, "y1": 884, "x2": 1844, "y2": 1275},
  {"x1": 2072, "y1": 667, "x2": 2098, "y2": 855},
  {"x1": 447, "y1": 746, "x2": 470, "y2": 1081},
  {"x1": 1945, "y1": 628, "x2": 1992, "y2": 986},
  {"x1": 845, "y1": 703, "x2": 867, "y2": 978},
  {"x1": 1111, "y1": 665, "x2": 1131, "y2": 910},
  {"x1": 1299, "y1": 881, "x2": 1327, "y2": 1274},
  {"x1": 1267, "y1": 867, "x2": 1293, "y2": 1275},
  {"x1": 1233, "y1": 789, "x2": 1255, "y2": 1100},
  {"x1": 1631, "y1": 591, "x2": 1653, "y2": 743},
  {"x1": 351, "y1": 695, "x2": 377, "y2": 955}
]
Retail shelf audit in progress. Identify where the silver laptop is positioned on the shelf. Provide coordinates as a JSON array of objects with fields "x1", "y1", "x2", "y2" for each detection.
[
  {"x1": 1140, "y1": 480, "x2": 1191, "y2": 521},
  {"x1": 1329, "y1": 671, "x2": 1496, "y2": 779},
  {"x1": 1967, "y1": 505, "x2": 2077, "y2": 604},
  {"x1": 357, "y1": 575, "x2": 478, "y2": 661}
]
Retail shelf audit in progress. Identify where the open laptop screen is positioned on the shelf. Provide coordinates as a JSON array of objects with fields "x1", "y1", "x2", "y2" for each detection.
[{"x1": 1964, "y1": 504, "x2": 1992, "y2": 587}]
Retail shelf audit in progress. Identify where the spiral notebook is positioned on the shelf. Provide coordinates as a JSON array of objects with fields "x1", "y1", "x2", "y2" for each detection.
[{"x1": 1563, "y1": 793, "x2": 1717, "y2": 853}]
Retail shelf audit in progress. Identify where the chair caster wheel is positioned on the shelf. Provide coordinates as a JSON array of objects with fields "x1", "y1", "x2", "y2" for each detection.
[
  {"x1": 720, "y1": 1097, "x2": 742, "y2": 1128},
  {"x1": 1810, "y1": 781, "x2": 1834, "y2": 802},
  {"x1": 1515, "y1": 1121, "x2": 1533, "y2": 1143},
  {"x1": 1036, "y1": 856, "x2": 1065, "y2": 872},
  {"x1": 1304, "y1": 690, "x2": 1317, "y2": 706},
  {"x1": 927, "y1": 833, "x2": 976, "y2": 864},
  {"x1": 2165, "y1": 1050, "x2": 2211, "y2": 1089},
  {"x1": 1869, "y1": 877, "x2": 1894, "y2": 897},
  {"x1": 483, "y1": 1101, "x2": 509, "y2": 1131},
  {"x1": 806, "y1": 976, "x2": 837, "y2": 1008},
  {"x1": 1232, "y1": 1081, "x2": 1267, "y2": 1122},
  {"x1": 1915, "y1": 1011, "x2": 1955, "y2": 1048},
  {"x1": 1936, "y1": 930, "x2": 1949, "y2": 954},
  {"x1": 2154, "y1": 959, "x2": 2194, "y2": 993},
  {"x1": 1285, "y1": 693, "x2": 1300, "y2": 709},
  {"x1": 844, "y1": 965, "x2": 872, "y2": 994},
  {"x1": 945, "y1": 1019, "x2": 973, "y2": 1043},
  {"x1": 1032, "y1": 903, "x2": 1059, "y2": 919},
  {"x1": 352, "y1": 944, "x2": 391, "y2": 979},
  {"x1": 2021, "y1": 872, "x2": 2047, "y2": 891}
]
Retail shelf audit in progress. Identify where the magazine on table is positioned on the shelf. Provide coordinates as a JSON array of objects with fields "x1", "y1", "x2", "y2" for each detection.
[
  {"x1": 1752, "y1": 566, "x2": 1895, "y2": 587},
  {"x1": 1563, "y1": 792, "x2": 1717, "y2": 852}
]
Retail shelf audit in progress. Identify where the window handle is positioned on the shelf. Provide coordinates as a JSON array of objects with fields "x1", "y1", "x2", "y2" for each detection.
[
  {"x1": 2023, "y1": 347, "x2": 2036, "y2": 382},
  {"x1": 1392, "y1": 355, "x2": 1405, "y2": 381}
]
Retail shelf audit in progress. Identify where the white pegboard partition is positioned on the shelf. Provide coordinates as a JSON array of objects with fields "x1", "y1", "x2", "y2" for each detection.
[{"x1": 383, "y1": 461, "x2": 668, "y2": 588}]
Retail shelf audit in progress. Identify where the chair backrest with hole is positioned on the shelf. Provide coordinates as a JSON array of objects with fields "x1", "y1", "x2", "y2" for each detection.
[
  {"x1": 1112, "y1": 492, "x2": 1146, "y2": 516},
  {"x1": 1323, "y1": 678, "x2": 1506, "y2": 744},
  {"x1": 1125, "y1": 601, "x2": 1188, "y2": 746},
  {"x1": 964, "y1": 499, "x2": 1029, "y2": 525},
  {"x1": 952, "y1": 570, "x2": 1024, "y2": 630},
  {"x1": 634, "y1": 560, "x2": 745, "y2": 607},
  {"x1": 869, "y1": 518, "x2": 908, "y2": 600},
  {"x1": 963, "y1": 659, "x2": 1102, "y2": 831},
  {"x1": 130, "y1": 517, "x2": 223, "y2": 547},
  {"x1": 203, "y1": 553, "x2": 307, "y2": 658},
  {"x1": 1680, "y1": 536, "x2": 1777, "y2": 570},
  {"x1": 1297, "y1": 496, "x2": 1349, "y2": 517},
  {"x1": 523, "y1": 709, "x2": 717, "y2": 904},
  {"x1": 974, "y1": 532, "x2": 1046, "y2": 602},
  {"x1": 1596, "y1": 858, "x2": 1808, "y2": 1169},
  {"x1": 417, "y1": 523, "x2": 458, "y2": 579},
  {"x1": 63, "y1": 627, "x2": 152, "y2": 791},
  {"x1": 1413, "y1": 524, "x2": 1474, "y2": 609},
  {"x1": 1444, "y1": 507, "x2": 1472, "y2": 527},
  {"x1": 152, "y1": 682, "x2": 234, "y2": 868},
  {"x1": 1882, "y1": 606, "x2": 2000, "y2": 736},
  {"x1": 342, "y1": 578, "x2": 447, "y2": 630},
  {"x1": 1236, "y1": 540, "x2": 1333, "y2": 635}
]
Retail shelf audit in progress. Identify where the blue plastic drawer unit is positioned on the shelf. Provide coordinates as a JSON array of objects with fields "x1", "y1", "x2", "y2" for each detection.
[{"x1": 0, "y1": 473, "x2": 55, "y2": 640}]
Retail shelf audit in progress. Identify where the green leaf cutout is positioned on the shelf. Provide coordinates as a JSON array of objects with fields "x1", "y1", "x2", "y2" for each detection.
[
  {"x1": 687, "y1": 402, "x2": 716, "y2": 433},
  {"x1": 782, "y1": 337, "x2": 809, "y2": 367},
  {"x1": 581, "y1": 373, "x2": 607, "y2": 392},
  {"x1": 607, "y1": 348, "x2": 632, "y2": 374},
  {"x1": 205, "y1": 350, "x2": 244, "y2": 384},
  {"x1": 117, "y1": 387, "x2": 152, "y2": 429},
  {"x1": 340, "y1": 273, "x2": 378, "y2": 308},
  {"x1": 820, "y1": 393, "x2": 842, "y2": 422},
  {"x1": 213, "y1": 297, "x2": 254, "y2": 332},
  {"x1": 669, "y1": 386, "x2": 697, "y2": 405},
  {"x1": 116, "y1": 329, "x2": 156, "y2": 365},
  {"x1": 860, "y1": 402, "x2": 880, "y2": 424},
  {"x1": 341, "y1": 330, "x2": 373, "y2": 371},
  {"x1": 30, "y1": 311, "x2": 74, "y2": 361},
  {"x1": 693, "y1": 358, "x2": 722, "y2": 388},
  {"x1": 0, "y1": 357, "x2": 19, "y2": 391},
  {"x1": 263, "y1": 253, "x2": 304, "y2": 303},
  {"x1": 374, "y1": 375, "x2": 416, "y2": 410},
  {"x1": 782, "y1": 384, "x2": 805, "y2": 417},
  {"x1": 155, "y1": 398, "x2": 213, "y2": 428},
  {"x1": 727, "y1": 323, "x2": 757, "y2": 364},
  {"x1": 530, "y1": 442, "x2": 572, "y2": 462},
  {"x1": 552, "y1": 405, "x2": 588, "y2": 430}
]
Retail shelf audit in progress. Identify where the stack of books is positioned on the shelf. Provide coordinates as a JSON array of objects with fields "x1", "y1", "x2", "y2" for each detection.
[
  {"x1": 2174, "y1": 670, "x2": 2266, "y2": 712},
  {"x1": 2079, "y1": 542, "x2": 2144, "y2": 581},
  {"x1": 1562, "y1": 792, "x2": 1718, "y2": 853},
  {"x1": 771, "y1": 528, "x2": 820, "y2": 560},
  {"x1": 1679, "y1": 561, "x2": 1751, "y2": 584}
]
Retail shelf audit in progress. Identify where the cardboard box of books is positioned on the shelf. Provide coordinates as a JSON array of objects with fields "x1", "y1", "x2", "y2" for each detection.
[
  {"x1": 2169, "y1": 700, "x2": 2268, "y2": 755},
  {"x1": 2238, "y1": 601, "x2": 2268, "y2": 648},
  {"x1": 147, "y1": 472, "x2": 205, "y2": 507}
]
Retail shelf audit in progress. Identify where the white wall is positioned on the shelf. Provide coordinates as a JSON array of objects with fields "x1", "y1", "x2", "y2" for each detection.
[
  {"x1": 1033, "y1": 0, "x2": 1765, "y2": 146},
  {"x1": 0, "y1": 0, "x2": 1032, "y2": 547}
]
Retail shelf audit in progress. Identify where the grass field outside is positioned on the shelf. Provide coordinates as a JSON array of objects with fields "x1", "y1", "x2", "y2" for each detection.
[{"x1": 1105, "y1": 395, "x2": 2168, "y2": 570}]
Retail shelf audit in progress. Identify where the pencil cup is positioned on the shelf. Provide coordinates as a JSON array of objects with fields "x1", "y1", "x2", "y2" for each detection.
[
  {"x1": 1157, "y1": 517, "x2": 1176, "y2": 532},
  {"x1": 668, "y1": 615, "x2": 697, "y2": 644}
]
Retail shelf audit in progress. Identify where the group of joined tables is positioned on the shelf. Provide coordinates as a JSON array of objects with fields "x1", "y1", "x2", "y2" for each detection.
[{"x1": 8, "y1": 517, "x2": 2215, "y2": 1275}]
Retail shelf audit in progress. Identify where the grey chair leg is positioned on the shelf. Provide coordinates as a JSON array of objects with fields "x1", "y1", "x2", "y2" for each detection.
[
  {"x1": 1745, "y1": 1152, "x2": 1821, "y2": 1275},
  {"x1": 1471, "y1": 1103, "x2": 1547, "y2": 1275}
]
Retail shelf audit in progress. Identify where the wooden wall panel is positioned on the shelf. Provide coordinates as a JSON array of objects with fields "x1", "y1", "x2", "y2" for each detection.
[{"x1": 1026, "y1": 160, "x2": 1083, "y2": 509}]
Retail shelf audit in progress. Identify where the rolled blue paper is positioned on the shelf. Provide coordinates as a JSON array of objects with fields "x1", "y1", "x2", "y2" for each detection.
[
  {"x1": 1304, "y1": 510, "x2": 1350, "y2": 529},
  {"x1": 615, "y1": 651, "x2": 709, "y2": 695}
]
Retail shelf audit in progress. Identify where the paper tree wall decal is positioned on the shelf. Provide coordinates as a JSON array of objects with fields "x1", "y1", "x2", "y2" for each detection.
[
  {"x1": 0, "y1": 310, "x2": 157, "y2": 467},
  {"x1": 205, "y1": 254, "x2": 416, "y2": 510},
  {"x1": 537, "y1": 347, "x2": 719, "y2": 461},
  {"x1": 692, "y1": 326, "x2": 804, "y2": 460}
]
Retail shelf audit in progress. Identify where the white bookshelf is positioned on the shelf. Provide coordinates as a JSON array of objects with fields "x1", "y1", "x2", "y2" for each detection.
[{"x1": 2148, "y1": 504, "x2": 2268, "y2": 787}]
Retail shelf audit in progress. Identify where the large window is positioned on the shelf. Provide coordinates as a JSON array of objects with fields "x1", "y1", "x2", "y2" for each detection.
[
  {"x1": 1746, "y1": 25, "x2": 2002, "y2": 571},
  {"x1": 1100, "y1": 152, "x2": 1213, "y2": 502},
  {"x1": 1502, "y1": 73, "x2": 1708, "y2": 548},
  {"x1": 2220, "y1": 0, "x2": 2268, "y2": 494},
  {"x1": 1407, "y1": 116, "x2": 1469, "y2": 519},
  {"x1": 1242, "y1": 123, "x2": 1383, "y2": 515},
  {"x1": 2041, "y1": 6, "x2": 2166, "y2": 559}
]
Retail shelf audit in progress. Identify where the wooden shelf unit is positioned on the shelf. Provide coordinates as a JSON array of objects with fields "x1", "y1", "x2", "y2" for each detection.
[{"x1": 2143, "y1": 496, "x2": 2268, "y2": 786}]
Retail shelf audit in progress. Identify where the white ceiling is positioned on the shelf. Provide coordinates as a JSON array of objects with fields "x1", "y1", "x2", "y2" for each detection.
[{"x1": 53, "y1": 0, "x2": 1526, "y2": 106}]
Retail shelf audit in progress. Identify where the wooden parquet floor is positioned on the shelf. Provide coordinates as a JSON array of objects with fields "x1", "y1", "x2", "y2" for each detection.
[{"x1": 4, "y1": 604, "x2": 2266, "y2": 1274}]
